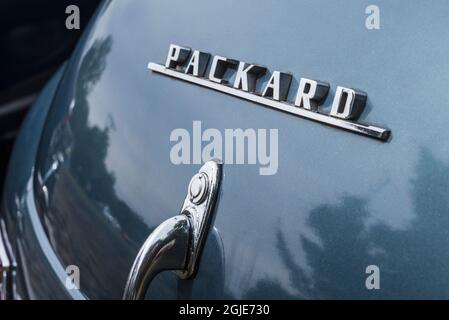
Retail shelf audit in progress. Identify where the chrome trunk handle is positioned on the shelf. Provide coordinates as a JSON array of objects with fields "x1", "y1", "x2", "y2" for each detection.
[{"x1": 123, "y1": 160, "x2": 222, "y2": 300}]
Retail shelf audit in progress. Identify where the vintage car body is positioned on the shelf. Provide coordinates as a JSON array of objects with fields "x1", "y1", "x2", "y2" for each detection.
[{"x1": 2, "y1": 0, "x2": 449, "y2": 299}]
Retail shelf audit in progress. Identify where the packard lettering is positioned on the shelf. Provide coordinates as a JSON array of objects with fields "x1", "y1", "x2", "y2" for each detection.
[{"x1": 148, "y1": 44, "x2": 390, "y2": 141}]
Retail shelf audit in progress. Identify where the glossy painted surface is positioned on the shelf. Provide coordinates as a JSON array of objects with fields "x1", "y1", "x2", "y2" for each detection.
[
  {"x1": 5, "y1": 0, "x2": 449, "y2": 299},
  {"x1": 1, "y1": 64, "x2": 86, "y2": 299}
]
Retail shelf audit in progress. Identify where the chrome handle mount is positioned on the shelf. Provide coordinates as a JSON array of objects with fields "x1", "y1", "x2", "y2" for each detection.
[{"x1": 123, "y1": 160, "x2": 222, "y2": 300}]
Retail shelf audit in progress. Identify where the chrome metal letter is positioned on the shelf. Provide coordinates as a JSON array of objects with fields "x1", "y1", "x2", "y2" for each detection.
[
  {"x1": 233, "y1": 62, "x2": 267, "y2": 92},
  {"x1": 330, "y1": 86, "x2": 367, "y2": 120},
  {"x1": 262, "y1": 71, "x2": 292, "y2": 101},
  {"x1": 294, "y1": 78, "x2": 329, "y2": 111},
  {"x1": 208, "y1": 56, "x2": 238, "y2": 84},
  {"x1": 185, "y1": 50, "x2": 211, "y2": 77},
  {"x1": 165, "y1": 44, "x2": 191, "y2": 69}
]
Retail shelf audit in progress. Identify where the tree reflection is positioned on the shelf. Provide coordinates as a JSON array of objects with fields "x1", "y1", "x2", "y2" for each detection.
[
  {"x1": 245, "y1": 148, "x2": 449, "y2": 299},
  {"x1": 42, "y1": 37, "x2": 148, "y2": 299}
]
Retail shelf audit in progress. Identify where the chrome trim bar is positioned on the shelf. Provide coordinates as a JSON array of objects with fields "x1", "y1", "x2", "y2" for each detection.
[
  {"x1": 0, "y1": 220, "x2": 15, "y2": 300},
  {"x1": 148, "y1": 63, "x2": 390, "y2": 141},
  {"x1": 26, "y1": 177, "x2": 86, "y2": 300}
]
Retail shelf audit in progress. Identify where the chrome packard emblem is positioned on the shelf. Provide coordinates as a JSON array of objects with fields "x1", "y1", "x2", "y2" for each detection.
[{"x1": 148, "y1": 44, "x2": 390, "y2": 141}]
